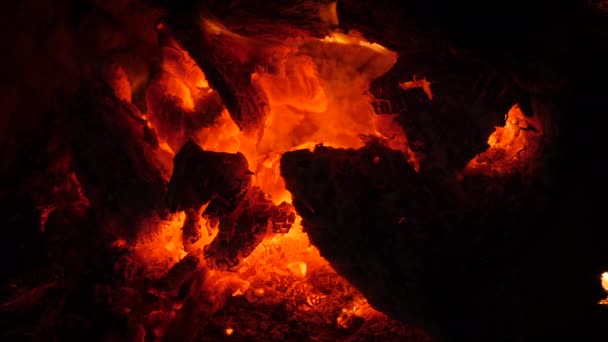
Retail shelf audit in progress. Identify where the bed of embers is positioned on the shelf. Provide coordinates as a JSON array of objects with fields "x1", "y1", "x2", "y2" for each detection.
[{"x1": 1, "y1": 0, "x2": 607, "y2": 341}]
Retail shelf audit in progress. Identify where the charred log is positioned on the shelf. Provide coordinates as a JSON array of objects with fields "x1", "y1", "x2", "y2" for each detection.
[
  {"x1": 148, "y1": 0, "x2": 336, "y2": 40},
  {"x1": 281, "y1": 141, "x2": 553, "y2": 340},
  {"x1": 280, "y1": 142, "x2": 437, "y2": 329},
  {"x1": 146, "y1": 27, "x2": 225, "y2": 150},
  {"x1": 67, "y1": 81, "x2": 167, "y2": 240},
  {"x1": 203, "y1": 188, "x2": 296, "y2": 270},
  {"x1": 167, "y1": 141, "x2": 296, "y2": 270},
  {"x1": 158, "y1": 15, "x2": 270, "y2": 138},
  {"x1": 203, "y1": 187, "x2": 278, "y2": 270},
  {"x1": 146, "y1": 83, "x2": 224, "y2": 150},
  {"x1": 167, "y1": 141, "x2": 251, "y2": 212}
]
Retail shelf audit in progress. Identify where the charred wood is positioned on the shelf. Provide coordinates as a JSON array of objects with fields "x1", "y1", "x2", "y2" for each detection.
[
  {"x1": 158, "y1": 16, "x2": 270, "y2": 139},
  {"x1": 146, "y1": 27, "x2": 225, "y2": 150},
  {"x1": 167, "y1": 141, "x2": 296, "y2": 270},
  {"x1": 203, "y1": 187, "x2": 276, "y2": 270},
  {"x1": 146, "y1": 82, "x2": 224, "y2": 150},
  {"x1": 203, "y1": 187, "x2": 296, "y2": 271},
  {"x1": 67, "y1": 81, "x2": 167, "y2": 240},
  {"x1": 167, "y1": 141, "x2": 251, "y2": 212},
  {"x1": 281, "y1": 142, "x2": 437, "y2": 330},
  {"x1": 281, "y1": 141, "x2": 553, "y2": 340}
]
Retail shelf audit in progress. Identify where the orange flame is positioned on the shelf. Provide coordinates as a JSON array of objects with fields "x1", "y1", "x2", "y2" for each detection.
[{"x1": 133, "y1": 28, "x2": 418, "y2": 327}]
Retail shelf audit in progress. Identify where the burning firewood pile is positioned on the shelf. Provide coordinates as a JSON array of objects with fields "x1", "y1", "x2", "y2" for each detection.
[{"x1": 1, "y1": 0, "x2": 606, "y2": 341}]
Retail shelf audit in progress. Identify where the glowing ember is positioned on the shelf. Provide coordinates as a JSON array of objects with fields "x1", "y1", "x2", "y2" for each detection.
[
  {"x1": 132, "y1": 211, "x2": 189, "y2": 278},
  {"x1": 400, "y1": 76, "x2": 433, "y2": 100},
  {"x1": 600, "y1": 272, "x2": 608, "y2": 305},
  {"x1": 464, "y1": 104, "x2": 544, "y2": 175},
  {"x1": 225, "y1": 327, "x2": 234, "y2": 336}
]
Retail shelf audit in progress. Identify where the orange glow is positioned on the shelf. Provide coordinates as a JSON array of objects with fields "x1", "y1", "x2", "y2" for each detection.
[
  {"x1": 132, "y1": 211, "x2": 188, "y2": 278},
  {"x1": 144, "y1": 29, "x2": 412, "y2": 203},
  {"x1": 600, "y1": 272, "x2": 608, "y2": 305},
  {"x1": 135, "y1": 27, "x2": 414, "y2": 328},
  {"x1": 464, "y1": 104, "x2": 544, "y2": 175}
]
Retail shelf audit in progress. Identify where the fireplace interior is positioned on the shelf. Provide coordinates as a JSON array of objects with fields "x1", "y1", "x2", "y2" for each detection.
[{"x1": 1, "y1": 0, "x2": 607, "y2": 341}]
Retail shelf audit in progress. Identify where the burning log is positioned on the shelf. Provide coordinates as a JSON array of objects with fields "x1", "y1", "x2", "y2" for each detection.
[
  {"x1": 203, "y1": 187, "x2": 284, "y2": 270},
  {"x1": 280, "y1": 141, "x2": 551, "y2": 340},
  {"x1": 153, "y1": 0, "x2": 340, "y2": 139},
  {"x1": 67, "y1": 81, "x2": 167, "y2": 240},
  {"x1": 167, "y1": 140, "x2": 251, "y2": 212},
  {"x1": 167, "y1": 141, "x2": 296, "y2": 270},
  {"x1": 146, "y1": 27, "x2": 225, "y2": 151},
  {"x1": 280, "y1": 141, "x2": 437, "y2": 328},
  {"x1": 158, "y1": 15, "x2": 270, "y2": 139}
]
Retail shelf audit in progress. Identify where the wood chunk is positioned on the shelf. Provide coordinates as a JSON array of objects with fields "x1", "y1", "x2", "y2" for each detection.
[
  {"x1": 167, "y1": 141, "x2": 252, "y2": 212},
  {"x1": 146, "y1": 79, "x2": 224, "y2": 150},
  {"x1": 146, "y1": 27, "x2": 225, "y2": 150},
  {"x1": 280, "y1": 141, "x2": 556, "y2": 340},
  {"x1": 280, "y1": 142, "x2": 437, "y2": 329},
  {"x1": 203, "y1": 187, "x2": 295, "y2": 271},
  {"x1": 160, "y1": 15, "x2": 270, "y2": 138},
  {"x1": 67, "y1": 81, "x2": 167, "y2": 239}
]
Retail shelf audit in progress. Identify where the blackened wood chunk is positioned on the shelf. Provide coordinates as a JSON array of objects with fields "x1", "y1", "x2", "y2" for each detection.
[
  {"x1": 68, "y1": 82, "x2": 167, "y2": 238},
  {"x1": 167, "y1": 141, "x2": 251, "y2": 212},
  {"x1": 280, "y1": 140, "x2": 558, "y2": 340},
  {"x1": 280, "y1": 141, "x2": 438, "y2": 327},
  {"x1": 202, "y1": 0, "x2": 337, "y2": 39},
  {"x1": 203, "y1": 187, "x2": 293, "y2": 270},
  {"x1": 146, "y1": 81, "x2": 224, "y2": 150},
  {"x1": 162, "y1": 17, "x2": 269, "y2": 138}
]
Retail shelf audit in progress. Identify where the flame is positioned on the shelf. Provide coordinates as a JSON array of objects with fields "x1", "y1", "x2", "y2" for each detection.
[
  {"x1": 145, "y1": 28, "x2": 411, "y2": 203},
  {"x1": 135, "y1": 27, "x2": 415, "y2": 328}
]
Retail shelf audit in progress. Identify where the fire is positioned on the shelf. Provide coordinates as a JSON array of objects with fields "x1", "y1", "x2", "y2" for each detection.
[
  {"x1": 132, "y1": 22, "x2": 420, "y2": 337},
  {"x1": 464, "y1": 104, "x2": 544, "y2": 175},
  {"x1": 146, "y1": 26, "x2": 411, "y2": 202},
  {"x1": 600, "y1": 272, "x2": 608, "y2": 305},
  {"x1": 132, "y1": 211, "x2": 189, "y2": 278}
]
